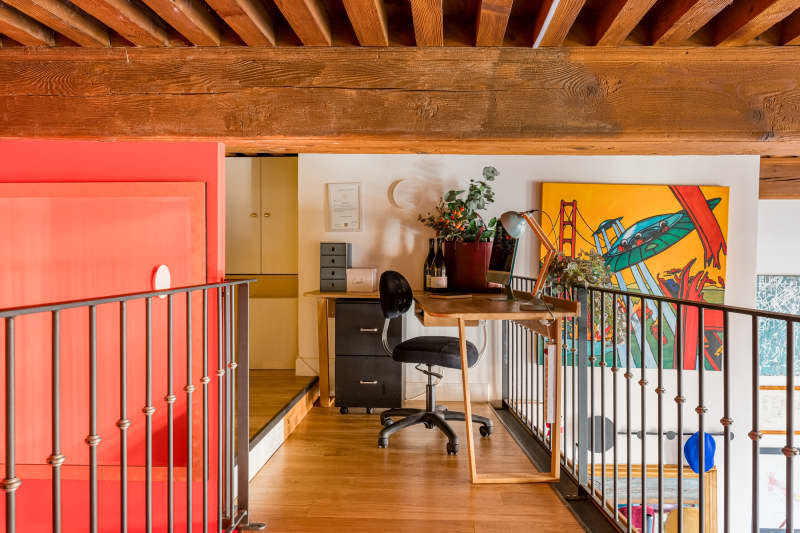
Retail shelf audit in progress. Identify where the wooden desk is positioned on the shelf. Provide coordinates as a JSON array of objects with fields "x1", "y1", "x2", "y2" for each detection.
[
  {"x1": 305, "y1": 289, "x2": 580, "y2": 485},
  {"x1": 413, "y1": 292, "x2": 579, "y2": 484}
]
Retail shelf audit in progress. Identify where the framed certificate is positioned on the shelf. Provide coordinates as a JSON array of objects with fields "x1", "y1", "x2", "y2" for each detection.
[{"x1": 327, "y1": 182, "x2": 363, "y2": 232}]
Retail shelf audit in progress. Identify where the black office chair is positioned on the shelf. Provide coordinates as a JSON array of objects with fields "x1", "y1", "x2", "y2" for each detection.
[{"x1": 377, "y1": 270, "x2": 493, "y2": 455}]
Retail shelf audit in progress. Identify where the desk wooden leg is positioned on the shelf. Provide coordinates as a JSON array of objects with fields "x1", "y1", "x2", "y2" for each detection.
[
  {"x1": 457, "y1": 318, "x2": 477, "y2": 483},
  {"x1": 317, "y1": 299, "x2": 332, "y2": 407}
]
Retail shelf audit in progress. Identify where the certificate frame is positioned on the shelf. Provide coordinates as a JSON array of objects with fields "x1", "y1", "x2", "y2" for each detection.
[{"x1": 326, "y1": 182, "x2": 363, "y2": 232}]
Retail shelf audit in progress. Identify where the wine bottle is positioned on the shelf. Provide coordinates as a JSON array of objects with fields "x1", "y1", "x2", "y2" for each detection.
[
  {"x1": 430, "y1": 238, "x2": 448, "y2": 292},
  {"x1": 423, "y1": 238, "x2": 435, "y2": 291}
]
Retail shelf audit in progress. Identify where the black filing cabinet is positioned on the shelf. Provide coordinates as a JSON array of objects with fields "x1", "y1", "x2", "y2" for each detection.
[{"x1": 334, "y1": 299, "x2": 403, "y2": 413}]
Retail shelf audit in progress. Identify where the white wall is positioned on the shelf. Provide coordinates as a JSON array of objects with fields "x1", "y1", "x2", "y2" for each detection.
[{"x1": 758, "y1": 199, "x2": 800, "y2": 275}]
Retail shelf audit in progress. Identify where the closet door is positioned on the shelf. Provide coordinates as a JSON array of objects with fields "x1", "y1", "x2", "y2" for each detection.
[
  {"x1": 226, "y1": 157, "x2": 262, "y2": 273},
  {"x1": 260, "y1": 157, "x2": 298, "y2": 274}
]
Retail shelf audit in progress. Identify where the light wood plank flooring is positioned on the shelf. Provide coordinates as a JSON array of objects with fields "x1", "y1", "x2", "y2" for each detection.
[
  {"x1": 248, "y1": 403, "x2": 584, "y2": 532},
  {"x1": 250, "y1": 370, "x2": 318, "y2": 439}
]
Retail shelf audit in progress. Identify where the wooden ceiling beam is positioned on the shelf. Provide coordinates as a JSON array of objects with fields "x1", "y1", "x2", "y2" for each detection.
[
  {"x1": 781, "y1": 9, "x2": 800, "y2": 44},
  {"x1": 140, "y1": 0, "x2": 219, "y2": 46},
  {"x1": 70, "y1": 0, "x2": 168, "y2": 45},
  {"x1": 0, "y1": 0, "x2": 54, "y2": 45},
  {"x1": 342, "y1": 0, "x2": 388, "y2": 46},
  {"x1": 651, "y1": 0, "x2": 733, "y2": 45},
  {"x1": 205, "y1": 0, "x2": 274, "y2": 46},
  {"x1": 3, "y1": 47, "x2": 800, "y2": 156},
  {"x1": 714, "y1": 0, "x2": 800, "y2": 46},
  {"x1": 409, "y1": 0, "x2": 443, "y2": 46},
  {"x1": 4, "y1": 0, "x2": 109, "y2": 46},
  {"x1": 760, "y1": 157, "x2": 800, "y2": 198},
  {"x1": 476, "y1": 0, "x2": 513, "y2": 46},
  {"x1": 273, "y1": 0, "x2": 331, "y2": 46},
  {"x1": 594, "y1": 0, "x2": 658, "y2": 45},
  {"x1": 532, "y1": 0, "x2": 586, "y2": 47}
]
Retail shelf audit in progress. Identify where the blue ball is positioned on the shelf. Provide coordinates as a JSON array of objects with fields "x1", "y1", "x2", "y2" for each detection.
[{"x1": 684, "y1": 431, "x2": 716, "y2": 474}]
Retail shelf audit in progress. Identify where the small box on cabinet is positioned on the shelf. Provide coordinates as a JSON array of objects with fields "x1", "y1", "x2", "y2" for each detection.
[
  {"x1": 346, "y1": 268, "x2": 377, "y2": 292},
  {"x1": 320, "y1": 242, "x2": 352, "y2": 292}
]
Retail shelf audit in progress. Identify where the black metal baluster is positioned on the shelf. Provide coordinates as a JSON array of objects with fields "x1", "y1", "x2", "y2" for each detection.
[
  {"x1": 118, "y1": 303, "x2": 130, "y2": 533},
  {"x1": 590, "y1": 289, "x2": 595, "y2": 493},
  {"x1": 217, "y1": 289, "x2": 224, "y2": 532},
  {"x1": 612, "y1": 295, "x2": 619, "y2": 519},
  {"x1": 3, "y1": 317, "x2": 18, "y2": 533},
  {"x1": 751, "y1": 315, "x2": 760, "y2": 533},
  {"x1": 698, "y1": 306, "x2": 705, "y2": 533},
  {"x1": 785, "y1": 321, "x2": 795, "y2": 533},
  {"x1": 572, "y1": 288, "x2": 577, "y2": 476},
  {"x1": 88, "y1": 305, "x2": 99, "y2": 533},
  {"x1": 226, "y1": 287, "x2": 235, "y2": 523},
  {"x1": 564, "y1": 300, "x2": 569, "y2": 468},
  {"x1": 640, "y1": 297, "x2": 647, "y2": 523},
  {"x1": 657, "y1": 301, "x2": 664, "y2": 532},
  {"x1": 167, "y1": 294, "x2": 175, "y2": 533},
  {"x1": 600, "y1": 292, "x2": 606, "y2": 511},
  {"x1": 202, "y1": 289, "x2": 209, "y2": 533},
  {"x1": 625, "y1": 295, "x2": 632, "y2": 533},
  {"x1": 50, "y1": 311, "x2": 64, "y2": 533},
  {"x1": 721, "y1": 311, "x2": 731, "y2": 533},
  {"x1": 186, "y1": 291, "x2": 194, "y2": 533},
  {"x1": 145, "y1": 298, "x2": 154, "y2": 533},
  {"x1": 676, "y1": 304, "x2": 684, "y2": 533}
]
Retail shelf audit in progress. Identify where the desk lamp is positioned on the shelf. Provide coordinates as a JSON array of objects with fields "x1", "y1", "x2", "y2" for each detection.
[{"x1": 499, "y1": 210, "x2": 557, "y2": 306}]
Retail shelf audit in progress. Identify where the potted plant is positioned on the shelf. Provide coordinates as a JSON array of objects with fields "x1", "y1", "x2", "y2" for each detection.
[{"x1": 418, "y1": 166, "x2": 499, "y2": 291}]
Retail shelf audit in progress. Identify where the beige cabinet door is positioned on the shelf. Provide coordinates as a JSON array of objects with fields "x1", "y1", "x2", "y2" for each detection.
[
  {"x1": 260, "y1": 157, "x2": 298, "y2": 274},
  {"x1": 226, "y1": 157, "x2": 261, "y2": 274}
]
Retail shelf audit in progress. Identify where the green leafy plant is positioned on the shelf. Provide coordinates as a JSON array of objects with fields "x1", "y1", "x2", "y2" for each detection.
[
  {"x1": 418, "y1": 166, "x2": 499, "y2": 242},
  {"x1": 546, "y1": 250, "x2": 612, "y2": 294}
]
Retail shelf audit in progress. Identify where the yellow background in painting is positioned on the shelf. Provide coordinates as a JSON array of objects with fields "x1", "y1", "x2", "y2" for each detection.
[{"x1": 540, "y1": 183, "x2": 730, "y2": 291}]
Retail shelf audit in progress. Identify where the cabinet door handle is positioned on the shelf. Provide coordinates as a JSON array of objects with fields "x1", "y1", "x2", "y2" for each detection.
[
  {"x1": 249, "y1": 212, "x2": 258, "y2": 218},
  {"x1": 263, "y1": 212, "x2": 271, "y2": 218},
  {"x1": 359, "y1": 380, "x2": 378, "y2": 385},
  {"x1": 359, "y1": 328, "x2": 378, "y2": 333}
]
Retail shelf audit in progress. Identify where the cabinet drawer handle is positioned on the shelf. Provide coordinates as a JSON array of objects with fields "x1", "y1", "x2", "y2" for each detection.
[
  {"x1": 359, "y1": 328, "x2": 378, "y2": 333},
  {"x1": 249, "y1": 212, "x2": 258, "y2": 218},
  {"x1": 359, "y1": 380, "x2": 378, "y2": 385}
]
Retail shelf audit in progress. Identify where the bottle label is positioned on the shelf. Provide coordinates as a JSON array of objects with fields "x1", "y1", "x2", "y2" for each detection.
[
  {"x1": 425, "y1": 274, "x2": 432, "y2": 287},
  {"x1": 430, "y1": 276, "x2": 447, "y2": 289}
]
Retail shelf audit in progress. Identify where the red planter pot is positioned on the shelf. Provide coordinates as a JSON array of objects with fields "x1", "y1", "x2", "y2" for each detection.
[{"x1": 444, "y1": 240, "x2": 492, "y2": 291}]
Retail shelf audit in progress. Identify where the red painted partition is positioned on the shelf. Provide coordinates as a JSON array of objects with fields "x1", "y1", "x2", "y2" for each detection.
[{"x1": 0, "y1": 140, "x2": 226, "y2": 532}]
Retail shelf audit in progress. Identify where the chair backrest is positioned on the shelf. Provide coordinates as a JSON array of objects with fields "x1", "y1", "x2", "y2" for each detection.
[{"x1": 379, "y1": 270, "x2": 413, "y2": 319}]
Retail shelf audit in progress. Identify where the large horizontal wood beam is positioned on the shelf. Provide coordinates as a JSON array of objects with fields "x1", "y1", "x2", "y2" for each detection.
[
  {"x1": 4, "y1": 0, "x2": 110, "y2": 46},
  {"x1": 760, "y1": 157, "x2": 800, "y2": 198},
  {"x1": 2, "y1": 47, "x2": 800, "y2": 155}
]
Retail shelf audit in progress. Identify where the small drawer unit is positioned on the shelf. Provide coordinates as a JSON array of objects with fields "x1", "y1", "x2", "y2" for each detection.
[
  {"x1": 320, "y1": 242, "x2": 352, "y2": 292},
  {"x1": 334, "y1": 299, "x2": 403, "y2": 412}
]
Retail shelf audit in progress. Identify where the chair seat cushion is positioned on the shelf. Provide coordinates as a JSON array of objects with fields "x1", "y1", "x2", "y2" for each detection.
[{"x1": 392, "y1": 336, "x2": 479, "y2": 369}]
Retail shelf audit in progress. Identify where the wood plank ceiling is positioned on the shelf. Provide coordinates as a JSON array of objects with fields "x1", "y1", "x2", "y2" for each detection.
[{"x1": 2, "y1": 0, "x2": 800, "y2": 48}]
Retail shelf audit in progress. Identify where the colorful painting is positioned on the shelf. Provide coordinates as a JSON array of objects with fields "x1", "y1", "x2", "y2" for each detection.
[
  {"x1": 541, "y1": 183, "x2": 730, "y2": 370},
  {"x1": 757, "y1": 275, "x2": 800, "y2": 376}
]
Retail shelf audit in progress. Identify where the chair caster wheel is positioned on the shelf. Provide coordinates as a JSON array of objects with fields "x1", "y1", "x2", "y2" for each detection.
[
  {"x1": 479, "y1": 425, "x2": 494, "y2": 437},
  {"x1": 339, "y1": 407, "x2": 349, "y2": 415},
  {"x1": 378, "y1": 438, "x2": 388, "y2": 449},
  {"x1": 423, "y1": 422, "x2": 434, "y2": 429},
  {"x1": 381, "y1": 418, "x2": 393, "y2": 427},
  {"x1": 446, "y1": 442, "x2": 459, "y2": 455},
  {"x1": 366, "y1": 407, "x2": 374, "y2": 414}
]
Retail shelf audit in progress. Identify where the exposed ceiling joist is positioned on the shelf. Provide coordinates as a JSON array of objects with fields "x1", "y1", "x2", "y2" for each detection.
[
  {"x1": 69, "y1": 0, "x2": 168, "y2": 46},
  {"x1": 533, "y1": 0, "x2": 586, "y2": 47},
  {"x1": 140, "y1": 0, "x2": 219, "y2": 46},
  {"x1": 475, "y1": 0, "x2": 513, "y2": 46},
  {"x1": 651, "y1": 0, "x2": 734, "y2": 45},
  {"x1": 4, "y1": 0, "x2": 109, "y2": 46},
  {"x1": 0, "y1": 0, "x2": 54, "y2": 45},
  {"x1": 205, "y1": 0, "x2": 274, "y2": 46},
  {"x1": 342, "y1": 0, "x2": 388, "y2": 46},
  {"x1": 714, "y1": 0, "x2": 800, "y2": 45},
  {"x1": 595, "y1": 0, "x2": 659, "y2": 45},
  {"x1": 273, "y1": 0, "x2": 331, "y2": 46},
  {"x1": 409, "y1": 0, "x2": 443, "y2": 46},
  {"x1": 781, "y1": 9, "x2": 800, "y2": 43}
]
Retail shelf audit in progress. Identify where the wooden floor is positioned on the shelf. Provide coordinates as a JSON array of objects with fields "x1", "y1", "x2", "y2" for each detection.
[
  {"x1": 248, "y1": 403, "x2": 584, "y2": 532},
  {"x1": 249, "y1": 370, "x2": 318, "y2": 439}
]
